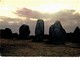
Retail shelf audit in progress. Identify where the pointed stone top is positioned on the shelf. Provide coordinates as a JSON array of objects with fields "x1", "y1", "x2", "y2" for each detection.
[
  {"x1": 76, "y1": 26, "x2": 80, "y2": 29},
  {"x1": 53, "y1": 21, "x2": 62, "y2": 28},
  {"x1": 54, "y1": 21, "x2": 61, "y2": 24},
  {"x1": 74, "y1": 26, "x2": 80, "y2": 33}
]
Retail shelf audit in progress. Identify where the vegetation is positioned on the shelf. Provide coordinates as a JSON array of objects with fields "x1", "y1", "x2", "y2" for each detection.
[{"x1": 0, "y1": 39, "x2": 80, "y2": 56}]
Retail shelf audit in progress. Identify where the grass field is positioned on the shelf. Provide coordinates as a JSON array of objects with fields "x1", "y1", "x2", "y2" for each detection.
[{"x1": 0, "y1": 38, "x2": 80, "y2": 56}]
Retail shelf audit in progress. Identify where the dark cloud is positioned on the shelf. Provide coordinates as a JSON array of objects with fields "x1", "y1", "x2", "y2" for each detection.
[
  {"x1": 51, "y1": 10, "x2": 80, "y2": 26},
  {"x1": 51, "y1": 10, "x2": 80, "y2": 32},
  {"x1": 14, "y1": 8, "x2": 80, "y2": 21},
  {"x1": 14, "y1": 8, "x2": 52, "y2": 19},
  {"x1": 52, "y1": 10, "x2": 80, "y2": 21}
]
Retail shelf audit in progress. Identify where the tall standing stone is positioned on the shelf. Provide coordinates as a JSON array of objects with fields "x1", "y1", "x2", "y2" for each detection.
[
  {"x1": 49, "y1": 21, "x2": 66, "y2": 45},
  {"x1": 33, "y1": 19, "x2": 44, "y2": 42}
]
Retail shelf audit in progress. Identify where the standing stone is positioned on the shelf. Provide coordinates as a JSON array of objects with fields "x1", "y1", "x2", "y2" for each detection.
[
  {"x1": 73, "y1": 27, "x2": 80, "y2": 44},
  {"x1": 33, "y1": 19, "x2": 44, "y2": 42},
  {"x1": 74, "y1": 27, "x2": 80, "y2": 33},
  {"x1": 0, "y1": 29, "x2": 5, "y2": 38},
  {"x1": 5, "y1": 28, "x2": 13, "y2": 39},
  {"x1": 19, "y1": 24, "x2": 30, "y2": 39},
  {"x1": 49, "y1": 21, "x2": 66, "y2": 45},
  {"x1": 0, "y1": 28, "x2": 13, "y2": 39}
]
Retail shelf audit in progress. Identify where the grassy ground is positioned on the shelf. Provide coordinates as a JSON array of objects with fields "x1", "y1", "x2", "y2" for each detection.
[{"x1": 0, "y1": 38, "x2": 80, "y2": 56}]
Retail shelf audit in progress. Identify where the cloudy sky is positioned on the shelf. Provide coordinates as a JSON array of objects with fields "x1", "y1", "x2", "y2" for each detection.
[{"x1": 0, "y1": 0, "x2": 80, "y2": 35}]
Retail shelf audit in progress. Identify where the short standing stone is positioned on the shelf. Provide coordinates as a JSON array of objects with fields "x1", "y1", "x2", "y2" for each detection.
[
  {"x1": 0, "y1": 28, "x2": 12, "y2": 39},
  {"x1": 73, "y1": 27, "x2": 80, "y2": 44},
  {"x1": 19, "y1": 24, "x2": 30, "y2": 39}
]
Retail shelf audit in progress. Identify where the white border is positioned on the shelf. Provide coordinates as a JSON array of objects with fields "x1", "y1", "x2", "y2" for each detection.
[{"x1": 0, "y1": 57, "x2": 80, "y2": 60}]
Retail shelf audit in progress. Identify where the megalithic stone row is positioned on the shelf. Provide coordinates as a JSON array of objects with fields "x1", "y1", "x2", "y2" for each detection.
[
  {"x1": 33, "y1": 19, "x2": 44, "y2": 42},
  {"x1": 49, "y1": 21, "x2": 66, "y2": 45},
  {"x1": 19, "y1": 24, "x2": 30, "y2": 39}
]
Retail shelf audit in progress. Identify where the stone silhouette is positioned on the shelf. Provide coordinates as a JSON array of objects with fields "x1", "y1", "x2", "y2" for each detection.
[
  {"x1": 12, "y1": 33, "x2": 18, "y2": 39},
  {"x1": 49, "y1": 21, "x2": 66, "y2": 45},
  {"x1": 0, "y1": 28, "x2": 12, "y2": 39},
  {"x1": 74, "y1": 27, "x2": 80, "y2": 33},
  {"x1": 73, "y1": 27, "x2": 80, "y2": 44},
  {"x1": 5, "y1": 28, "x2": 13, "y2": 39},
  {"x1": 66, "y1": 32, "x2": 73, "y2": 43},
  {"x1": 0, "y1": 29, "x2": 5, "y2": 38},
  {"x1": 19, "y1": 24, "x2": 30, "y2": 39},
  {"x1": 33, "y1": 19, "x2": 44, "y2": 42}
]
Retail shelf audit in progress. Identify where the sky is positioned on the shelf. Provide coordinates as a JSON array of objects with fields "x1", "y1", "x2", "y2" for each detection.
[
  {"x1": 0, "y1": 0, "x2": 80, "y2": 17},
  {"x1": 0, "y1": 0, "x2": 80, "y2": 34}
]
